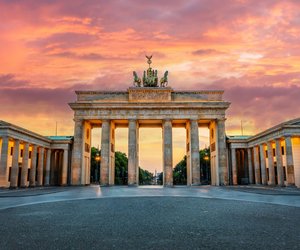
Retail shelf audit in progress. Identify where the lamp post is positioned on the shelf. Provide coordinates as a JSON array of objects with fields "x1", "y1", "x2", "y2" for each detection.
[{"x1": 95, "y1": 153, "x2": 101, "y2": 184}]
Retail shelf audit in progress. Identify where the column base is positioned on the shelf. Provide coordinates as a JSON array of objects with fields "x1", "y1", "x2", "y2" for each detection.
[{"x1": 163, "y1": 184, "x2": 173, "y2": 188}]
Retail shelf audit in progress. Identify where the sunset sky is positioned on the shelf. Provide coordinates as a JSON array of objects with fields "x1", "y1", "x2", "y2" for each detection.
[{"x1": 1, "y1": 0, "x2": 299, "y2": 172}]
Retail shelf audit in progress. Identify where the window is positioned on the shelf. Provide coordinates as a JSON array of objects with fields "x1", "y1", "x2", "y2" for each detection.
[
  {"x1": 211, "y1": 129, "x2": 214, "y2": 139},
  {"x1": 29, "y1": 151, "x2": 32, "y2": 159},
  {"x1": 273, "y1": 148, "x2": 275, "y2": 157},
  {"x1": 10, "y1": 147, "x2": 13, "y2": 156},
  {"x1": 20, "y1": 149, "x2": 23, "y2": 157},
  {"x1": 281, "y1": 146, "x2": 285, "y2": 155},
  {"x1": 265, "y1": 150, "x2": 268, "y2": 158},
  {"x1": 86, "y1": 129, "x2": 90, "y2": 140}
]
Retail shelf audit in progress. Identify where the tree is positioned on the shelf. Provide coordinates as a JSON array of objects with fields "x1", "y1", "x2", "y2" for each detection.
[
  {"x1": 91, "y1": 148, "x2": 154, "y2": 185},
  {"x1": 173, "y1": 148, "x2": 211, "y2": 185},
  {"x1": 90, "y1": 147, "x2": 100, "y2": 183},
  {"x1": 200, "y1": 147, "x2": 210, "y2": 184},
  {"x1": 139, "y1": 167, "x2": 154, "y2": 185},
  {"x1": 173, "y1": 156, "x2": 187, "y2": 185},
  {"x1": 115, "y1": 151, "x2": 128, "y2": 185}
]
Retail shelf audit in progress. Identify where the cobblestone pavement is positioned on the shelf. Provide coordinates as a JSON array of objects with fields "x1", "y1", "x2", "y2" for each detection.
[
  {"x1": 0, "y1": 186, "x2": 299, "y2": 249},
  {"x1": 0, "y1": 185, "x2": 299, "y2": 210}
]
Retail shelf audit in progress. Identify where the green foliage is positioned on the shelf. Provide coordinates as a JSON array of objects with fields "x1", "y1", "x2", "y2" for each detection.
[
  {"x1": 90, "y1": 147, "x2": 100, "y2": 183},
  {"x1": 114, "y1": 151, "x2": 128, "y2": 185},
  {"x1": 173, "y1": 156, "x2": 187, "y2": 185},
  {"x1": 139, "y1": 167, "x2": 154, "y2": 185},
  {"x1": 200, "y1": 148, "x2": 210, "y2": 184},
  {"x1": 173, "y1": 148, "x2": 211, "y2": 185},
  {"x1": 157, "y1": 172, "x2": 163, "y2": 185},
  {"x1": 90, "y1": 146, "x2": 210, "y2": 185},
  {"x1": 90, "y1": 147, "x2": 153, "y2": 185}
]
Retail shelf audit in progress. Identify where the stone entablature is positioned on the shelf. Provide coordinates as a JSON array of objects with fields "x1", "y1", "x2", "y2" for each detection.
[
  {"x1": 75, "y1": 89, "x2": 225, "y2": 103},
  {"x1": 0, "y1": 121, "x2": 51, "y2": 147},
  {"x1": 70, "y1": 88, "x2": 230, "y2": 122}
]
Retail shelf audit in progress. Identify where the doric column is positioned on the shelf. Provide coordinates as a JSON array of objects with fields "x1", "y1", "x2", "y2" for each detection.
[
  {"x1": 56, "y1": 151, "x2": 61, "y2": 185},
  {"x1": 267, "y1": 141, "x2": 275, "y2": 185},
  {"x1": 128, "y1": 119, "x2": 139, "y2": 186},
  {"x1": 62, "y1": 149, "x2": 68, "y2": 185},
  {"x1": 109, "y1": 122, "x2": 115, "y2": 186},
  {"x1": 29, "y1": 145, "x2": 37, "y2": 187},
  {"x1": 285, "y1": 136, "x2": 295, "y2": 186},
  {"x1": 37, "y1": 147, "x2": 44, "y2": 186},
  {"x1": 190, "y1": 119, "x2": 200, "y2": 185},
  {"x1": 163, "y1": 119, "x2": 173, "y2": 187},
  {"x1": 0, "y1": 136, "x2": 10, "y2": 187},
  {"x1": 44, "y1": 149, "x2": 51, "y2": 186},
  {"x1": 186, "y1": 122, "x2": 191, "y2": 185},
  {"x1": 247, "y1": 148, "x2": 254, "y2": 184},
  {"x1": 217, "y1": 119, "x2": 228, "y2": 185},
  {"x1": 100, "y1": 120, "x2": 110, "y2": 186},
  {"x1": 59, "y1": 151, "x2": 63, "y2": 184},
  {"x1": 71, "y1": 119, "x2": 84, "y2": 185},
  {"x1": 259, "y1": 144, "x2": 267, "y2": 185},
  {"x1": 10, "y1": 139, "x2": 20, "y2": 188},
  {"x1": 20, "y1": 142, "x2": 30, "y2": 187},
  {"x1": 275, "y1": 139, "x2": 284, "y2": 187},
  {"x1": 50, "y1": 150, "x2": 56, "y2": 185},
  {"x1": 253, "y1": 146, "x2": 261, "y2": 184},
  {"x1": 231, "y1": 147, "x2": 237, "y2": 185}
]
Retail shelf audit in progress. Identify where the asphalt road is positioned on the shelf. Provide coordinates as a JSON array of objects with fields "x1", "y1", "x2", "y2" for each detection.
[{"x1": 1, "y1": 196, "x2": 299, "y2": 250}]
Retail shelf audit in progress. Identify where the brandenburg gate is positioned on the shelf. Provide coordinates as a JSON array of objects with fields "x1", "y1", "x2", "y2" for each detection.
[{"x1": 69, "y1": 57, "x2": 230, "y2": 187}]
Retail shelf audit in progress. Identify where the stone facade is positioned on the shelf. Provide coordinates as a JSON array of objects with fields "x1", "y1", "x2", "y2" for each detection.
[
  {"x1": 69, "y1": 87, "x2": 230, "y2": 186},
  {"x1": 227, "y1": 118, "x2": 300, "y2": 188},
  {"x1": 0, "y1": 121, "x2": 72, "y2": 188}
]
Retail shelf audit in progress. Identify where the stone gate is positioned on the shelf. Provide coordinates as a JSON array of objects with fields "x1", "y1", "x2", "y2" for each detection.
[{"x1": 69, "y1": 58, "x2": 230, "y2": 186}]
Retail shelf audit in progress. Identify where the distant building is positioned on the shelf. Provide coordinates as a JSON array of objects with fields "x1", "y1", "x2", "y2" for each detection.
[
  {"x1": 227, "y1": 118, "x2": 300, "y2": 188},
  {"x1": 0, "y1": 121, "x2": 72, "y2": 188}
]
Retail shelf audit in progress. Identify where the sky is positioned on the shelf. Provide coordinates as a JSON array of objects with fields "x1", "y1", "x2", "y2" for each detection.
[{"x1": 1, "y1": 0, "x2": 300, "y2": 172}]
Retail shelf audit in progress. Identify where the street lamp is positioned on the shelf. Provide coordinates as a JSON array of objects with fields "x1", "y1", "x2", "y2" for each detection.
[{"x1": 95, "y1": 153, "x2": 101, "y2": 183}]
